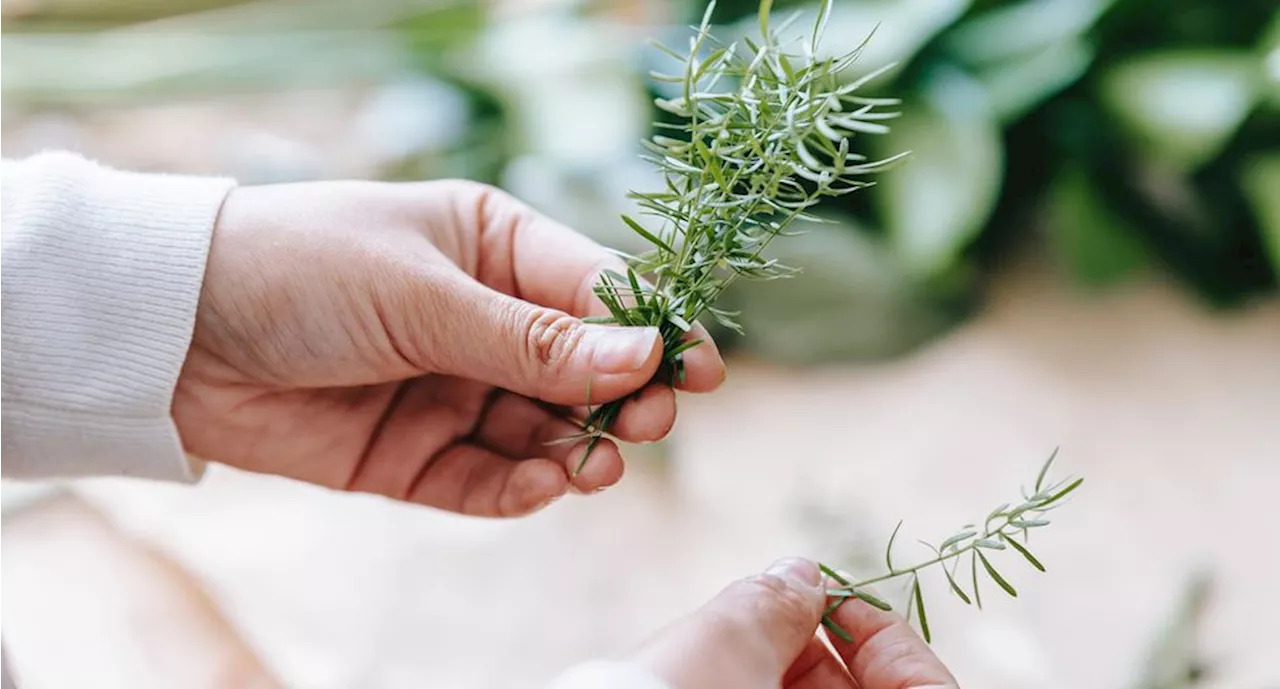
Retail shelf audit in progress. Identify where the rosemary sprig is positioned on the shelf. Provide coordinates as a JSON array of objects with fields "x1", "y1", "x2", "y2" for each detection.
[
  {"x1": 568, "y1": 0, "x2": 906, "y2": 470},
  {"x1": 819, "y1": 449, "x2": 1084, "y2": 643}
]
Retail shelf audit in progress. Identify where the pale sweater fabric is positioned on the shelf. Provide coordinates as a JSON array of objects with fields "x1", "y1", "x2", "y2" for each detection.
[{"x1": 0, "y1": 152, "x2": 671, "y2": 689}]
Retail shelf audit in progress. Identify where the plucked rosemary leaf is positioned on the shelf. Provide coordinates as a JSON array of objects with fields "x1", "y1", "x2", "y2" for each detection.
[
  {"x1": 821, "y1": 450, "x2": 1084, "y2": 644},
  {"x1": 564, "y1": 0, "x2": 905, "y2": 471}
]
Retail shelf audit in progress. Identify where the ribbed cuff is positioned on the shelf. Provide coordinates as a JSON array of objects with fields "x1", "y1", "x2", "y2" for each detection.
[
  {"x1": 2, "y1": 151, "x2": 236, "y2": 482},
  {"x1": 545, "y1": 660, "x2": 672, "y2": 689}
]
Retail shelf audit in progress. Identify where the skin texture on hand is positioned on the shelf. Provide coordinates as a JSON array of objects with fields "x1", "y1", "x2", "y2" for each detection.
[
  {"x1": 628, "y1": 558, "x2": 960, "y2": 689},
  {"x1": 174, "y1": 179, "x2": 725, "y2": 517}
]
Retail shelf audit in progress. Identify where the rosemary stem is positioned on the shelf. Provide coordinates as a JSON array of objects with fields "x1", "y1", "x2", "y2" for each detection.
[{"x1": 831, "y1": 513, "x2": 1017, "y2": 592}]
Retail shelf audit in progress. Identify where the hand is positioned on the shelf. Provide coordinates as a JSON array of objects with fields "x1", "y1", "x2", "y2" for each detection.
[
  {"x1": 174, "y1": 180, "x2": 725, "y2": 516},
  {"x1": 628, "y1": 558, "x2": 958, "y2": 689}
]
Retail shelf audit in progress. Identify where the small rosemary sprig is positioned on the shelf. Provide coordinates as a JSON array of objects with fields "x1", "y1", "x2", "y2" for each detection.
[
  {"x1": 568, "y1": 0, "x2": 906, "y2": 469},
  {"x1": 818, "y1": 449, "x2": 1084, "y2": 643}
]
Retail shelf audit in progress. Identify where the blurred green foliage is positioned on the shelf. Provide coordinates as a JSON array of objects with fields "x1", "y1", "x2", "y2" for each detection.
[
  {"x1": 3, "y1": 0, "x2": 1276, "y2": 364},
  {"x1": 663, "y1": 0, "x2": 1277, "y2": 362}
]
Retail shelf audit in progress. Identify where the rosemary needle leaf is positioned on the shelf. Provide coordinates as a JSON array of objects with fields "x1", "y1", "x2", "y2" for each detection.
[
  {"x1": 849, "y1": 589, "x2": 894, "y2": 611},
  {"x1": 885, "y1": 519, "x2": 904, "y2": 572},
  {"x1": 978, "y1": 550, "x2": 1018, "y2": 598},
  {"x1": 666, "y1": 338, "x2": 705, "y2": 358},
  {"x1": 1036, "y1": 447, "x2": 1061, "y2": 492},
  {"x1": 1042, "y1": 477, "x2": 1085, "y2": 506},
  {"x1": 972, "y1": 552, "x2": 983, "y2": 610},
  {"x1": 822, "y1": 616, "x2": 855, "y2": 643},
  {"x1": 939, "y1": 530, "x2": 978, "y2": 551},
  {"x1": 621, "y1": 215, "x2": 677, "y2": 255},
  {"x1": 942, "y1": 561, "x2": 973, "y2": 605},
  {"x1": 1004, "y1": 534, "x2": 1047, "y2": 572},
  {"x1": 819, "y1": 563, "x2": 853, "y2": 587},
  {"x1": 913, "y1": 576, "x2": 932, "y2": 643}
]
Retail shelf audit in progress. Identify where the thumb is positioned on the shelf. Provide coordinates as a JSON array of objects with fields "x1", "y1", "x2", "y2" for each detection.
[
  {"x1": 630, "y1": 558, "x2": 827, "y2": 689},
  {"x1": 431, "y1": 278, "x2": 663, "y2": 405}
]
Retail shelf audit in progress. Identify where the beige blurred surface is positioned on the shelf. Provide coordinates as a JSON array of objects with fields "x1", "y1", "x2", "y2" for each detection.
[{"x1": 4, "y1": 260, "x2": 1280, "y2": 689}]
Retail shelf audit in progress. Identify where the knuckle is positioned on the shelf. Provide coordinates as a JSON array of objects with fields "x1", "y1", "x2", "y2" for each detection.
[
  {"x1": 521, "y1": 306, "x2": 584, "y2": 372},
  {"x1": 736, "y1": 574, "x2": 818, "y2": 637}
]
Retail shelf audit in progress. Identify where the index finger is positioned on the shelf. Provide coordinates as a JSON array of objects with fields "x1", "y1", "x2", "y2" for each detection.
[
  {"x1": 457, "y1": 182, "x2": 726, "y2": 393},
  {"x1": 825, "y1": 599, "x2": 959, "y2": 689}
]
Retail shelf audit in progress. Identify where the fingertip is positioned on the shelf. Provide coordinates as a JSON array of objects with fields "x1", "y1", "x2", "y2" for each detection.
[
  {"x1": 588, "y1": 325, "x2": 662, "y2": 375},
  {"x1": 610, "y1": 384, "x2": 677, "y2": 442},
  {"x1": 827, "y1": 599, "x2": 958, "y2": 688},
  {"x1": 564, "y1": 437, "x2": 625, "y2": 494},
  {"x1": 673, "y1": 329, "x2": 726, "y2": 393},
  {"x1": 503, "y1": 459, "x2": 569, "y2": 516},
  {"x1": 539, "y1": 326, "x2": 663, "y2": 406}
]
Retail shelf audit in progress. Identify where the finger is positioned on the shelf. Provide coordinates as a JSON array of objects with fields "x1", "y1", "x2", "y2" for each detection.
[
  {"x1": 422, "y1": 274, "x2": 664, "y2": 406},
  {"x1": 784, "y1": 635, "x2": 860, "y2": 689},
  {"x1": 338, "y1": 378, "x2": 569, "y2": 517},
  {"x1": 629, "y1": 558, "x2": 826, "y2": 689},
  {"x1": 569, "y1": 382, "x2": 677, "y2": 444},
  {"x1": 443, "y1": 180, "x2": 627, "y2": 319},
  {"x1": 444, "y1": 182, "x2": 726, "y2": 394},
  {"x1": 825, "y1": 600, "x2": 959, "y2": 689},
  {"x1": 672, "y1": 323, "x2": 726, "y2": 394},
  {"x1": 407, "y1": 442, "x2": 569, "y2": 518},
  {"x1": 472, "y1": 392, "x2": 625, "y2": 493}
]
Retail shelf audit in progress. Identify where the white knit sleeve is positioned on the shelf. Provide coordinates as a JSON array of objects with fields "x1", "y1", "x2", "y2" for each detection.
[
  {"x1": 544, "y1": 660, "x2": 673, "y2": 689},
  {"x1": 1, "y1": 151, "x2": 236, "y2": 482}
]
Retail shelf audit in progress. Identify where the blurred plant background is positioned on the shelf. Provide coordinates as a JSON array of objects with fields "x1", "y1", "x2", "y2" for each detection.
[
  {"x1": 3, "y1": 1, "x2": 1279, "y2": 688},
  {"x1": 6, "y1": 0, "x2": 1277, "y2": 364}
]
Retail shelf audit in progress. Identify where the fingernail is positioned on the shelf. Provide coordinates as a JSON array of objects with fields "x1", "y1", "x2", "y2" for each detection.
[
  {"x1": 587, "y1": 326, "x2": 659, "y2": 373},
  {"x1": 765, "y1": 557, "x2": 822, "y2": 590}
]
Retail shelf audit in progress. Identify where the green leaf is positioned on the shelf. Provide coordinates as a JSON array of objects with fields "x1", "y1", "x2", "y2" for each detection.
[
  {"x1": 971, "y1": 552, "x2": 983, "y2": 610},
  {"x1": 625, "y1": 267, "x2": 647, "y2": 310},
  {"x1": 1035, "y1": 447, "x2": 1060, "y2": 492},
  {"x1": 1004, "y1": 534, "x2": 1047, "y2": 572},
  {"x1": 975, "y1": 538, "x2": 1006, "y2": 550},
  {"x1": 1041, "y1": 477, "x2": 1084, "y2": 507},
  {"x1": 666, "y1": 338, "x2": 705, "y2": 358},
  {"x1": 942, "y1": 561, "x2": 972, "y2": 605},
  {"x1": 939, "y1": 530, "x2": 978, "y2": 551},
  {"x1": 912, "y1": 576, "x2": 931, "y2": 643},
  {"x1": 1047, "y1": 165, "x2": 1146, "y2": 288},
  {"x1": 621, "y1": 214, "x2": 677, "y2": 255},
  {"x1": 943, "y1": 0, "x2": 1111, "y2": 66},
  {"x1": 973, "y1": 36, "x2": 1095, "y2": 124},
  {"x1": 977, "y1": 551, "x2": 1018, "y2": 597},
  {"x1": 667, "y1": 311, "x2": 693, "y2": 332},
  {"x1": 877, "y1": 69, "x2": 1002, "y2": 277},
  {"x1": 1240, "y1": 154, "x2": 1280, "y2": 279},
  {"x1": 1099, "y1": 50, "x2": 1261, "y2": 171},
  {"x1": 822, "y1": 615, "x2": 854, "y2": 643},
  {"x1": 850, "y1": 588, "x2": 894, "y2": 611},
  {"x1": 818, "y1": 563, "x2": 852, "y2": 586},
  {"x1": 885, "y1": 519, "x2": 904, "y2": 572}
]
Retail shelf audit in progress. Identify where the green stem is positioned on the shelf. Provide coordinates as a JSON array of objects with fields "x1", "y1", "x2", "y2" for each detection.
[{"x1": 826, "y1": 511, "x2": 1017, "y2": 594}]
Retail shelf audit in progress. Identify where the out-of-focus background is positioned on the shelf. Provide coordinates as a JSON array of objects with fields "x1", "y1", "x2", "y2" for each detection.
[{"x1": 2, "y1": 0, "x2": 1278, "y2": 687}]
